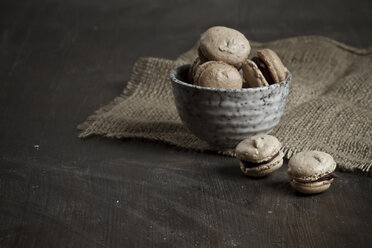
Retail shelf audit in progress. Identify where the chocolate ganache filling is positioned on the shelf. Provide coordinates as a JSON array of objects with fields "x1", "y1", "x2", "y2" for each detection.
[
  {"x1": 312, "y1": 172, "x2": 338, "y2": 182},
  {"x1": 241, "y1": 152, "x2": 280, "y2": 168},
  {"x1": 252, "y1": 57, "x2": 274, "y2": 84},
  {"x1": 294, "y1": 172, "x2": 339, "y2": 183}
]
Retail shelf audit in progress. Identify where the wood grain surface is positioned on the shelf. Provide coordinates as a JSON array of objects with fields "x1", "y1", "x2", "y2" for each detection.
[{"x1": 0, "y1": 0, "x2": 371, "y2": 247}]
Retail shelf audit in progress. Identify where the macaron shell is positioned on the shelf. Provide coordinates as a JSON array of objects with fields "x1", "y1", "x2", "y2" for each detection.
[
  {"x1": 193, "y1": 61, "x2": 223, "y2": 85},
  {"x1": 288, "y1": 151, "x2": 337, "y2": 182},
  {"x1": 193, "y1": 61, "x2": 225, "y2": 85},
  {"x1": 240, "y1": 151, "x2": 284, "y2": 177},
  {"x1": 235, "y1": 134, "x2": 282, "y2": 163},
  {"x1": 199, "y1": 26, "x2": 251, "y2": 66},
  {"x1": 290, "y1": 178, "x2": 334, "y2": 194},
  {"x1": 257, "y1": 49, "x2": 286, "y2": 83},
  {"x1": 196, "y1": 62, "x2": 243, "y2": 89},
  {"x1": 241, "y1": 59, "x2": 269, "y2": 87}
]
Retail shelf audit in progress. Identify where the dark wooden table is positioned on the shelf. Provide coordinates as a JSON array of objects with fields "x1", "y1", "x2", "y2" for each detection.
[{"x1": 1, "y1": 0, "x2": 371, "y2": 247}]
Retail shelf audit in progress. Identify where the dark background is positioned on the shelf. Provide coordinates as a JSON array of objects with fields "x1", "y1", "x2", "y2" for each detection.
[{"x1": 1, "y1": 0, "x2": 372, "y2": 247}]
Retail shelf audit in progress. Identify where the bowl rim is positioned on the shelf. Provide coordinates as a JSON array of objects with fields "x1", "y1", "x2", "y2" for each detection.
[{"x1": 170, "y1": 64, "x2": 292, "y2": 93}]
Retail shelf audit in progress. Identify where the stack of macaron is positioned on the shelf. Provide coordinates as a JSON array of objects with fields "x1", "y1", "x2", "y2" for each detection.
[
  {"x1": 188, "y1": 26, "x2": 287, "y2": 89},
  {"x1": 235, "y1": 135, "x2": 338, "y2": 194}
]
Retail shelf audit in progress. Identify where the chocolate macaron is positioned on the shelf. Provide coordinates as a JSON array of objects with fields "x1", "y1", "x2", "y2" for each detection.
[
  {"x1": 236, "y1": 135, "x2": 284, "y2": 177},
  {"x1": 242, "y1": 49, "x2": 287, "y2": 87},
  {"x1": 193, "y1": 61, "x2": 243, "y2": 89},
  {"x1": 199, "y1": 26, "x2": 251, "y2": 67},
  {"x1": 288, "y1": 151, "x2": 338, "y2": 194},
  {"x1": 241, "y1": 59, "x2": 270, "y2": 88}
]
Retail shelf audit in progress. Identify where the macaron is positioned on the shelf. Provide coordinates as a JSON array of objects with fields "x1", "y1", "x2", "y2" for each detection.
[
  {"x1": 241, "y1": 59, "x2": 269, "y2": 88},
  {"x1": 242, "y1": 49, "x2": 287, "y2": 87},
  {"x1": 199, "y1": 26, "x2": 251, "y2": 67},
  {"x1": 256, "y1": 49, "x2": 287, "y2": 83},
  {"x1": 236, "y1": 134, "x2": 284, "y2": 177},
  {"x1": 288, "y1": 151, "x2": 338, "y2": 194},
  {"x1": 193, "y1": 61, "x2": 243, "y2": 89}
]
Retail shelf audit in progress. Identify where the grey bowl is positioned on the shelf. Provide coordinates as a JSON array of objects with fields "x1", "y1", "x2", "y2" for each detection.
[{"x1": 170, "y1": 64, "x2": 291, "y2": 149}]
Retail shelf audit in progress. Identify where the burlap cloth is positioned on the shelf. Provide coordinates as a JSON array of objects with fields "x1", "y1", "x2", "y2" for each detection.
[{"x1": 78, "y1": 36, "x2": 372, "y2": 174}]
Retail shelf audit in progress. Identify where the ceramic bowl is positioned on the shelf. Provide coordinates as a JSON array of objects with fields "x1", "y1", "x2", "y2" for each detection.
[{"x1": 170, "y1": 64, "x2": 291, "y2": 149}]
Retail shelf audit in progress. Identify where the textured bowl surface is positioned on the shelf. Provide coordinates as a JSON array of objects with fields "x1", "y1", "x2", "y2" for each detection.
[{"x1": 170, "y1": 64, "x2": 291, "y2": 149}]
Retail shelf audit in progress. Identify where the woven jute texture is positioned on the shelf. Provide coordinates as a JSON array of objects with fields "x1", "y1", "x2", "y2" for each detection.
[{"x1": 78, "y1": 36, "x2": 372, "y2": 174}]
